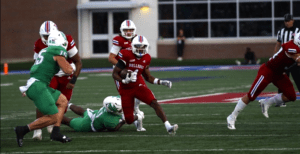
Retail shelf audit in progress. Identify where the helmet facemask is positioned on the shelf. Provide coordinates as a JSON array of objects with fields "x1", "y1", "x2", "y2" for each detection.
[{"x1": 133, "y1": 44, "x2": 148, "y2": 58}]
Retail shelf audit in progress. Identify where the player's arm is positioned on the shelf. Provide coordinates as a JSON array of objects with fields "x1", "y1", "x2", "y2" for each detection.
[
  {"x1": 66, "y1": 53, "x2": 82, "y2": 89},
  {"x1": 142, "y1": 66, "x2": 172, "y2": 88},
  {"x1": 112, "y1": 59, "x2": 131, "y2": 84},
  {"x1": 54, "y1": 56, "x2": 73, "y2": 74},
  {"x1": 108, "y1": 44, "x2": 121, "y2": 65}
]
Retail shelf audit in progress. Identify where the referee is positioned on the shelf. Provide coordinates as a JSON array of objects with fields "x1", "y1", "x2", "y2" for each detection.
[{"x1": 274, "y1": 14, "x2": 300, "y2": 107}]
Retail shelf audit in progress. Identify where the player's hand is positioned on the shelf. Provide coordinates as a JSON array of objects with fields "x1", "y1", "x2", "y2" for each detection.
[
  {"x1": 130, "y1": 69, "x2": 138, "y2": 82},
  {"x1": 22, "y1": 92, "x2": 26, "y2": 97},
  {"x1": 122, "y1": 73, "x2": 131, "y2": 84},
  {"x1": 160, "y1": 80, "x2": 172, "y2": 88},
  {"x1": 66, "y1": 82, "x2": 75, "y2": 89}
]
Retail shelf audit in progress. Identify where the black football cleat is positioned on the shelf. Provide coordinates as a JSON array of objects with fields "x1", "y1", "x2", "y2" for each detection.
[
  {"x1": 50, "y1": 133, "x2": 71, "y2": 143},
  {"x1": 14, "y1": 127, "x2": 25, "y2": 147}
]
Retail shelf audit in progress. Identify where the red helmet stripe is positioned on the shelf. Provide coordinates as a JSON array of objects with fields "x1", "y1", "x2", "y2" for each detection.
[
  {"x1": 139, "y1": 36, "x2": 143, "y2": 43},
  {"x1": 45, "y1": 21, "x2": 50, "y2": 33},
  {"x1": 126, "y1": 20, "x2": 130, "y2": 27}
]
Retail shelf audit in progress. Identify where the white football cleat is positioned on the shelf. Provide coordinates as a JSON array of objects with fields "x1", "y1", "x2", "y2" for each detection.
[
  {"x1": 227, "y1": 114, "x2": 236, "y2": 130},
  {"x1": 259, "y1": 99, "x2": 270, "y2": 118},
  {"x1": 135, "y1": 112, "x2": 145, "y2": 131},
  {"x1": 167, "y1": 124, "x2": 178, "y2": 135},
  {"x1": 47, "y1": 125, "x2": 54, "y2": 133},
  {"x1": 32, "y1": 129, "x2": 42, "y2": 140}
]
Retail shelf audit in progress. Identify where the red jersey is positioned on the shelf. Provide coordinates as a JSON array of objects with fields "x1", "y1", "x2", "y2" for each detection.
[
  {"x1": 266, "y1": 40, "x2": 300, "y2": 73},
  {"x1": 34, "y1": 35, "x2": 77, "y2": 63},
  {"x1": 118, "y1": 49, "x2": 151, "y2": 89},
  {"x1": 112, "y1": 35, "x2": 133, "y2": 61}
]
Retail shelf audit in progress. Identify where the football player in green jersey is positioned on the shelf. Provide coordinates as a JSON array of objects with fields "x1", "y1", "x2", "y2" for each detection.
[
  {"x1": 62, "y1": 96, "x2": 145, "y2": 132},
  {"x1": 14, "y1": 31, "x2": 73, "y2": 147}
]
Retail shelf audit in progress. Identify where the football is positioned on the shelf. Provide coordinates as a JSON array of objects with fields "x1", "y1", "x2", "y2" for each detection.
[{"x1": 120, "y1": 69, "x2": 131, "y2": 79}]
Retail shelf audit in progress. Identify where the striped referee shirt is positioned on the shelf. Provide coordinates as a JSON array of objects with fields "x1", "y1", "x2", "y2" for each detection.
[{"x1": 277, "y1": 26, "x2": 300, "y2": 44}]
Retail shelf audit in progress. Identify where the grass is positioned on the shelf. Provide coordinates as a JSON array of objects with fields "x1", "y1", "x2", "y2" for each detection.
[
  {"x1": 1, "y1": 69, "x2": 299, "y2": 153},
  {"x1": 0, "y1": 58, "x2": 269, "y2": 71}
]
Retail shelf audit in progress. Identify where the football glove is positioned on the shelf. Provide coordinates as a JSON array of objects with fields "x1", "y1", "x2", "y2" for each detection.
[
  {"x1": 160, "y1": 80, "x2": 172, "y2": 88},
  {"x1": 122, "y1": 73, "x2": 131, "y2": 84},
  {"x1": 130, "y1": 69, "x2": 138, "y2": 82}
]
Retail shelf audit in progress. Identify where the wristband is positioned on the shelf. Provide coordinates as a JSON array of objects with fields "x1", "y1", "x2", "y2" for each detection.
[
  {"x1": 154, "y1": 78, "x2": 159, "y2": 84},
  {"x1": 296, "y1": 56, "x2": 300, "y2": 62},
  {"x1": 69, "y1": 76, "x2": 77, "y2": 84}
]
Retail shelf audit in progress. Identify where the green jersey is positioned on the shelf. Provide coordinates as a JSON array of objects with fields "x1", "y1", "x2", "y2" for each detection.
[
  {"x1": 90, "y1": 107, "x2": 122, "y2": 132},
  {"x1": 30, "y1": 46, "x2": 68, "y2": 84}
]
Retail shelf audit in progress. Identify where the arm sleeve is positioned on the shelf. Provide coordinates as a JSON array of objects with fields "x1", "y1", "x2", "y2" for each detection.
[
  {"x1": 116, "y1": 59, "x2": 126, "y2": 69},
  {"x1": 110, "y1": 45, "x2": 122, "y2": 55},
  {"x1": 66, "y1": 35, "x2": 76, "y2": 51},
  {"x1": 67, "y1": 46, "x2": 78, "y2": 58}
]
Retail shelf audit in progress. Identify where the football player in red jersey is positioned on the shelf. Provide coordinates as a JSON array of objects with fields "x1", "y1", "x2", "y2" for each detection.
[
  {"x1": 108, "y1": 20, "x2": 143, "y2": 119},
  {"x1": 112, "y1": 35, "x2": 178, "y2": 135},
  {"x1": 32, "y1": 21, "x2": 82, "y2": 140},
  {"x1": 226, "y1": 32, "x2": 300, "y2": 130}
]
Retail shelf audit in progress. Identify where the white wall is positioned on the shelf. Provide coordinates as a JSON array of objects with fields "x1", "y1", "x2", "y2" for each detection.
[
  {"x1": 77, "y1": 0, "x2": 158, "y2": 58},
  {"x1": 131, "y1": 0, "x2": 158, "y2": 58}
]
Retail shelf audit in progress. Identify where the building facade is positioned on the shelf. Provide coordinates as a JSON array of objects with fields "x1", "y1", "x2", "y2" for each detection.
[{"x1": 1, "y1": 0, "x2": 300, "y2": 62}]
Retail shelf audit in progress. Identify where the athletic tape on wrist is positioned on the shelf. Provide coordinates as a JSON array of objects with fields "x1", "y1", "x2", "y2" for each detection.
[{"x1": 154, "y1": 78, "x2": 159, "y2": 84}]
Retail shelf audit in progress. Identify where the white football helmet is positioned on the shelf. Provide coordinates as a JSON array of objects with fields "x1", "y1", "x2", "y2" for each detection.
[
  {"x1": 131, "y1": 35, "x2": 149, "y2": 58},
  {"x1": 39, "y1": 21, "x2": 58, "y2": 45},
  {"x1": 103, "y1": 96, "x2": 122, "y2": 114},
  {"x1": 120, "y1": 20, "x2": 136, "y2": 39},
  {"x1": 294, "y1": 32, "x2": 300, "y2": 48},
  {"x1": 47, "y1": 31, "x2": 68, "y2": 49}
]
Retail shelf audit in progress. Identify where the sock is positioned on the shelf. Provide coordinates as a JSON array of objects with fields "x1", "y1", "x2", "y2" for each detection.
[
  {"x1": 133, "y1": 120, "x2": 138, "y2": 128},
  {"x1": 51, "y1": 126, "x2": 60, "y2": 135},
  {"x1": 164, "y1": 121, "x2": 172, "y2": 130},
  {"x1": 231, "y1": 99, "x2": 247, "y2": 118},
  {"x1": 268, "y1": 94, "x2": 284, "y2": 106},
  {"x1": 23, "y1": 125, "x2": 30, "y2": 134}
]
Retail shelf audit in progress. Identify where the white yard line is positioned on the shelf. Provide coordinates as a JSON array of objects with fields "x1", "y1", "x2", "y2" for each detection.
[
  {"x1": 2, "y1": 148, "x2": 300, "y2": 154},
  {"x1": 0, "y1": 83, "x2": 13, "y2": 86}
]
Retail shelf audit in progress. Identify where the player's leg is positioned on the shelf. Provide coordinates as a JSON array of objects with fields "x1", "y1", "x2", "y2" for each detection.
[
  {"x1": 275, "y1": 70, "x2": 291, "y2": 107},
  {"x1": 135, "y1": 86, "x2": 178, "y2": 134},
  {"x1": 260, "y1": 74, "x2": 297, "y2": 118},
  {"x1": 32, "y1": 76, "x2": 59, "y2": 140},
  {"x1": 227, "y1": 64, "x2": 271, "y2": 129},
  {"x1": 15, "y1": 82, "x2": 67, "y2": 146},
  {"x1": 69, "y1": 112, "x2": 93, "y2": 132},
  {"x1": 120, "y1": 89, "x2": 139, "y2": 124},
  {"x1": 61, "y1": 116, "x2": 72, "y2": 126}
]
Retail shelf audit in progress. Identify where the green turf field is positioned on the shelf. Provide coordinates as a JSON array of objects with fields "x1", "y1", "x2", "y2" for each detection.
[{"x1": 1, "y1": 69, "x2": 300, "y2": 153}]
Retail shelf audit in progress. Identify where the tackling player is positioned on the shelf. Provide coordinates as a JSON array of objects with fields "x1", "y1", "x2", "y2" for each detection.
[
  {"x1": 226, "y1": 32, "x2": 300, "y2": 130},
  {"x1": 32, "y1": 21, "x2": 82, "y2": 140},
  {"x1": 112, "y1": 35, "x2": 178, "y2": 135},
  {"x1": 15, "y1": 31, "x2": 73, "y2": 147},
  {"x1": 108, "y1": 20, "x2": 142, "y2": 118},
  {"x1": 61, "y1": 96, "x2": 145, "y2": 132}
]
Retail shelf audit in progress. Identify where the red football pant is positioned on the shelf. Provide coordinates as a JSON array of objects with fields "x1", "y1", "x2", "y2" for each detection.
[
  {"x1": 49, "y1": 75, "x2": 73, "y2": 113},
  {"x1": 247, "y1": 63, "x2": 296, "y2": 101},
  {"x1": 119, "y1": 84, "x2": 156, "y2": 124}
]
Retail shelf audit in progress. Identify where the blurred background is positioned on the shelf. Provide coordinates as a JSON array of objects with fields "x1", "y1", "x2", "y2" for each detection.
[{"x1": 1, "y1": 0, "x2": 300, "y2": 64}]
